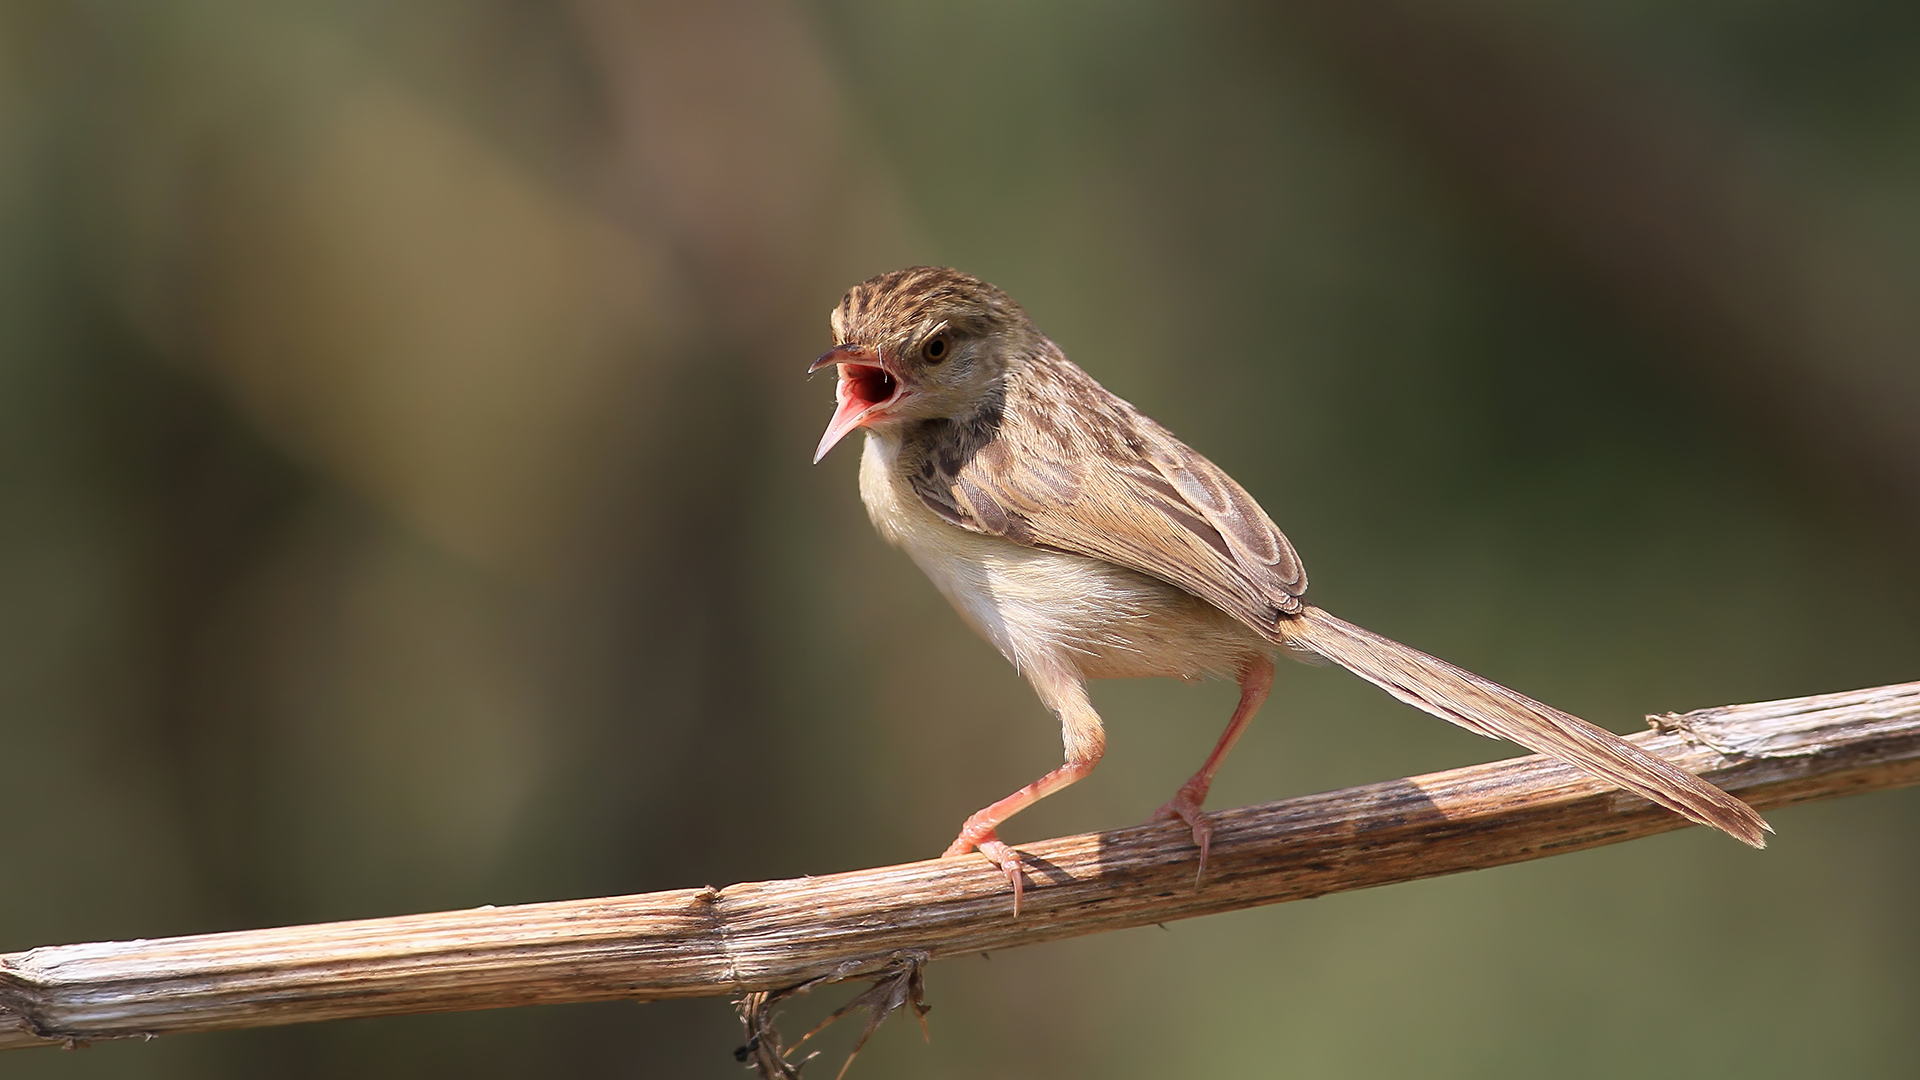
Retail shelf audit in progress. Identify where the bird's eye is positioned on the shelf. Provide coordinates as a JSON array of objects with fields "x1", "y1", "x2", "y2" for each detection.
[{"x1": 924, "y1": 334, "x2": 948, "y2": 363}]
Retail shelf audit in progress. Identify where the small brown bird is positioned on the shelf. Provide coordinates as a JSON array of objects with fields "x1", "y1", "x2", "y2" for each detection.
[{"x1": 811, "y1": 266, "x2": 1767, "y2": 904}]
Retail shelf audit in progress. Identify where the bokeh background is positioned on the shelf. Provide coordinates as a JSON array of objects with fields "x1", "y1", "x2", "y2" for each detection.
[{"x1": 4, "y1": 1, "x2": 1919, "y2": 1076}]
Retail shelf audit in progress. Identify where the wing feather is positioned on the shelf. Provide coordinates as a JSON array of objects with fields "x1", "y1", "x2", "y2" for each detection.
[{"x1": 908, "y1": 354, "x2": 1306, "y2": 633}]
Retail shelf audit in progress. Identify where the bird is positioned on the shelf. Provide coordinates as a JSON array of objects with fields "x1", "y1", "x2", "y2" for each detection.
[{"x1": 809, "y1": 266, "x2": 1768, "y2": 907}]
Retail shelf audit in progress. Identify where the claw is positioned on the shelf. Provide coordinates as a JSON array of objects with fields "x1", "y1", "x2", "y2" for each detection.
[
  {"x1": 942, "y1": 828, "x2": 1027, "y2": 914},
  {"x1": 1151, "y1": 787, "x2": 1213, "y2": 883}
]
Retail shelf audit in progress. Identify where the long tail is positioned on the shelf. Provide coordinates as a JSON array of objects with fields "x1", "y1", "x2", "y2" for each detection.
[{"x1": 1284, "y1": 605, "x2": 1769, "y2": 847}]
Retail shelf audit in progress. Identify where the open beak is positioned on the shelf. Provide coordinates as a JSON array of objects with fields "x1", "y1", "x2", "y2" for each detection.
[{"x1": 810, "y1": 343, "x2": 903, "y2": 462}]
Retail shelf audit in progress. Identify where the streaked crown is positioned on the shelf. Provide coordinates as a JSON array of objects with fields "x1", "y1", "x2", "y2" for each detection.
[{"x1": 830, "y1": 266, "x2": 1029, "y2": 347}]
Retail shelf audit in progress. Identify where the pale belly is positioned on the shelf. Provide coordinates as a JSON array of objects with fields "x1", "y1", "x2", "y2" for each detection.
[{"x1": 859, "y1": 435, "x2": 1268, "y2": 683}]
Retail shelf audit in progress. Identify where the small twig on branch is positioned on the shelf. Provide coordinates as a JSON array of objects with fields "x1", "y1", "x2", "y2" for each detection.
[
  {"x1": 3, "y1": 682, "x2": 1918, "y2": 1054},
  {"x1": 734, "y1": 950, "x2": 929, "y2": 1080}
]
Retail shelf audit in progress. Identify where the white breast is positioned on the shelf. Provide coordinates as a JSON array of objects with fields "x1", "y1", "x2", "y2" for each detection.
[{"x1": 858, "y1": 434, "x2": 1264, "y2": 683}]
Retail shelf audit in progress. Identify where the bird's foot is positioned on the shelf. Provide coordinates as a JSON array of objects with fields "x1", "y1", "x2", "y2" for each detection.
[
  {"x1": 942, "y1": 827, "x2": 1026, "y2": 914},
  {"x1": 1150, "y1": 786, "x2": 1213, "y2": 882}
]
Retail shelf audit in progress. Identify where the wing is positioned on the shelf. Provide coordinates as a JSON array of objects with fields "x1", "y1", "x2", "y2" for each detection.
[{"x1": 910, "y1": 354, "x2": 1306, "y2": 633}]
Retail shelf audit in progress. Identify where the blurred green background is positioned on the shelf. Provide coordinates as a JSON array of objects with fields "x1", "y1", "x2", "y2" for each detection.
[{"x1": 4, "y1": 1, "x2": 1919, "y2": 1076}]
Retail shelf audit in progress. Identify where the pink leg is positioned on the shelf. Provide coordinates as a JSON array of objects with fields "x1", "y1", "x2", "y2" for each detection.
[
  {"x1": 1152, "y1": 653, "x2": 1275, "y2": 879},
  {"x1": 944, "y1": 663, "x2": 1106, "y2": 913},
  {"x1": 942, "y1": 756, "x2": 1099, "y2": 914}
]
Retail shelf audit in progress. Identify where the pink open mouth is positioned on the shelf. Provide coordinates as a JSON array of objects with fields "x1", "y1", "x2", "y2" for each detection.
[
  {"x1": 841, "y1": 364, "x2": 897, "y2": 413},
  {"x1": 811, "y1": 344, "x2": 904, "y2": 462}
]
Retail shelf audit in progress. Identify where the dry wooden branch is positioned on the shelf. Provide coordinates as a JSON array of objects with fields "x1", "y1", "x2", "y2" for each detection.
[{"x1": 4, "y1": 681, "x2": 1918, "y2": 1052}]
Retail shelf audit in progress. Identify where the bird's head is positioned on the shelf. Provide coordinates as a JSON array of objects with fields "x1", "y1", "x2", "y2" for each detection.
[{"x1": 810, "y1": 266, "x2": 1040, "y2": 462}]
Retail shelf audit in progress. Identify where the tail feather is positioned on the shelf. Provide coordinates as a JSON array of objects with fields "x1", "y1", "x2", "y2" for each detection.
[{"x1": 1286, "y1": 606, "x2": 1769, "y2": 847}]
